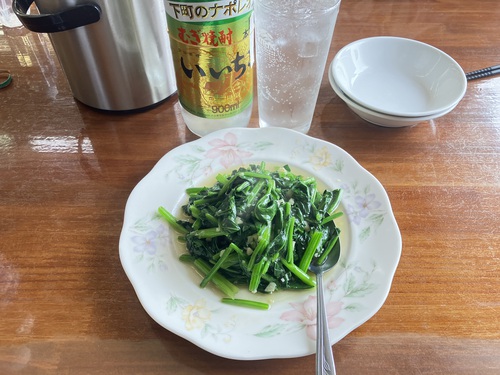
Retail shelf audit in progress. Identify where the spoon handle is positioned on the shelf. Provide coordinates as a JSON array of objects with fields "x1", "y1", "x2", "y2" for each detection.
[{"x1": 316, "y1": 273, "x2": 336, "y2": 375}]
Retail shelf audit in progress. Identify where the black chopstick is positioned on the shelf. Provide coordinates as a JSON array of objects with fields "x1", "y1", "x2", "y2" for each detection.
[
  {"x1": 466, "y1": 64, "x2": 500, "y2": 81},
  {"x1": 466, "y1": 67, "x2": 500, "y2": 81},
  {"x1": 466, "y1": 64, "x2": 500, "y2": 76}
]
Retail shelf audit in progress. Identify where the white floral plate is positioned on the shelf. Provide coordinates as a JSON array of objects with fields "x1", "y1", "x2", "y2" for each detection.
[{"x1": 119, "y1": 127, "x2": 402, "y2": 360}]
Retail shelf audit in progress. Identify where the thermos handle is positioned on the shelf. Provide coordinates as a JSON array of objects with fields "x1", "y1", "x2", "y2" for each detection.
[{"x1": 13, "y1": 0, "x2": 101, "y2": 33}]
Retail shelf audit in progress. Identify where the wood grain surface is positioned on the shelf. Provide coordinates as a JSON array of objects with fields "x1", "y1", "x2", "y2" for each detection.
[{"x1": 1, "y1": 0, "x2": 499, "y2": 374}]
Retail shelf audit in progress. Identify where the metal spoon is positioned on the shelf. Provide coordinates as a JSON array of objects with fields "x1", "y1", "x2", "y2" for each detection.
[{"x1": 309, "y1": 238, "x2": 341, "y2": 375}]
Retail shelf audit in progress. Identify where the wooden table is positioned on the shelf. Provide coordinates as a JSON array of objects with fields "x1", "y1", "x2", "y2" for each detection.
[{"x1": 1, "y1": 1, "x2": 499, "y2": 373}]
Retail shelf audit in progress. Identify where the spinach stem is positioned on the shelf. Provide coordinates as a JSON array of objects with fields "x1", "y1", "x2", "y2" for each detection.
[
  {"x1": 286, "y1": 216, "x2": 295, "y2": 263},
  {"x1": 240, "y1": 171, "x2": 272, "y2": 180},
  {"x1": 317, "y1": 231, "x2": 340, "y2": 265},
  {"x1": 326, "y1": 189, "x2": 343, "y2": 214},
  {"x1": 249, "y1": 258, "x2": 271, "y2": 293},
  {"x1": 191, "y1": 227, "x2": 228, "y2": 239},
  {"x1": 193, "y1": 258, "x2": 239, "y2": 298},
  {"x1": 186, "y1": 187, "x2": 205, "y2": 195},
  {"x1": 217, "y1": 173, "x2": 239, "y2": 197},
  {"x1": 281, "y1": 258, "x2": 316, "y2": 287},
  {"x1": 321, "y1": 211, "x2": 343, "y2": 225},
  {"x1": 299, "y1": 230, "x2": 324, "y2": 272},
  {"x1": 221, "y1": 298, "x2": 270, "y2": 310},
  {"x1": 158, "y1": 206, "x2": 188, "y2": 235},
  {"x1": 247, "y1": 224, "x2": 271, "y2": 270},
  {"x1": 246, "y1": 179, "x2": 266, "y2": 206},
  {"x1": 200, "y1": 244, "x2": 235, "y2": 288}
]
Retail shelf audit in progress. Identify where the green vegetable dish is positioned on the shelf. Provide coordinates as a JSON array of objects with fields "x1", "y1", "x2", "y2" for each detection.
[{"x1": 159, "y1": 163, "x2": 342, "y2": 310}]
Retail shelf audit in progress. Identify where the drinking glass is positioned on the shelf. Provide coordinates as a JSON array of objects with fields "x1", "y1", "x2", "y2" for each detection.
[{"x1": 255, "y1": 0, "x2": 341, "y2": 133}]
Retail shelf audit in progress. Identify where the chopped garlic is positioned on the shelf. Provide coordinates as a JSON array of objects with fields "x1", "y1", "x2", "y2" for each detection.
[{"x1": 265, "y1": 282, "x2": 277, "y2": 293}]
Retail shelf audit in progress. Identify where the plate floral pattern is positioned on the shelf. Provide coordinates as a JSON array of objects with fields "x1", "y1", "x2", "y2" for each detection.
[{"x1": 119, "y1": 127, "x2": 401, "y2": 360}]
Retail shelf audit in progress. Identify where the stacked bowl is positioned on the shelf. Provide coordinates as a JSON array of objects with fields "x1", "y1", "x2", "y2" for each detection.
[{"x1": 329, "y1": 37, "x2": 467, "y2": 127}]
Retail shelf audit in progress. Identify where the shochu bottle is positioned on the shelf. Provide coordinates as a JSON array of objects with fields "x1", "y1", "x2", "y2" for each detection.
[{"x1": 165, "y1": 0, "x2": 254, "y2": 136}]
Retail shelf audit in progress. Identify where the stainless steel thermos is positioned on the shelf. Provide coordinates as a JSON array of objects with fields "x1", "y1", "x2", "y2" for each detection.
[{"x1": 13, "y1": 0, "x2": 177, "y2": 111}]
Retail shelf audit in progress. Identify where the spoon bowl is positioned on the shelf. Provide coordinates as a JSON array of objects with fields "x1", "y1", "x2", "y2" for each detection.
[{"x1": 309, "y1": 237, "x2": 341, "y2": 375}]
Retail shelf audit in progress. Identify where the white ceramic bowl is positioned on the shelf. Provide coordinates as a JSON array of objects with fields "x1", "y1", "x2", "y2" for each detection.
[
  {"x1": 331, "y1": 36, "x2": 467, "y2": 117},
  {"x1": 328, "y1": 61, "x2": 453, "y2": 128}
]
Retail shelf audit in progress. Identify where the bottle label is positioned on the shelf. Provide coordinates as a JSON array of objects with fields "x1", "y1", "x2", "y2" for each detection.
[{"x1": 165, "y1": 1, "x2": 254, "y2": 119}]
